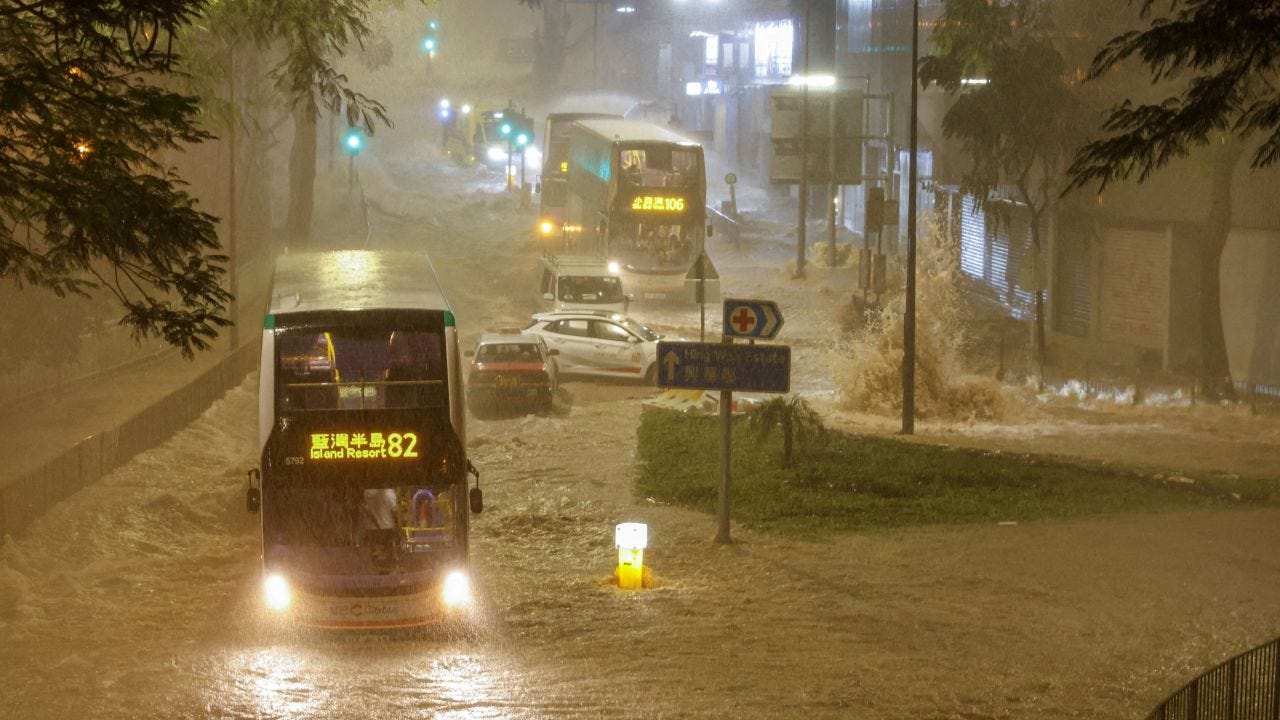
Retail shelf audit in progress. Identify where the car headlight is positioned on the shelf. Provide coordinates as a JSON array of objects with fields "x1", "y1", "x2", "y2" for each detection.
[
  {"x1": 264, "y1": 573, "x2": 292, "y2": 612},
  {"x1": 442, "y1": 570, "x2": 473, "y2": 608},
  {"x1": 486, "y1": 146, "x2": 507, "y2": 163}
]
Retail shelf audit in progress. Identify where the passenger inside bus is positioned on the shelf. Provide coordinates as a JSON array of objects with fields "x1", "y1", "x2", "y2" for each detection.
[
  {"x1": 384, "y1": 330, "x2": 444, "y2": 408},
  {"x1": 361, "y1": 488, "x2": 399, "y2": 531},
  {"x1": 618, "y1": 147, "x2": 699, "y2": 189},
  {"x1": 278, "y1": 332, "x2": 340, "y2": 410},
  {"x1": 620, "y1": 154, "x2": 643, "y2": 188}
]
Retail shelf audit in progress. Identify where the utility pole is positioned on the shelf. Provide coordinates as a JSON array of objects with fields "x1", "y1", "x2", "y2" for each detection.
[
  {"x1": 796, "y1": 0, "x2": 811, "y2": 278},
  {"x1": 826, "y1": 77, "x2": 838, "y2": 267},
  {"x1": 227, "y1": 44, "x2": 240, "y2": 352},
  {"x1": 902, "y1": 0, "x2": 919, "y2": 435}
]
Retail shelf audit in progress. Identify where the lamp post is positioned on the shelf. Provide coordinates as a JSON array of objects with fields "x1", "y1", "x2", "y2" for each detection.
[
  {"x1": 902, "y1": 0, "x2": 919, "y2": 435},
  {"x1": 227, "y1": 44, "x2": 239, "y2": 352},
  {"x1": 796, "y1": 0, "x2": 811, "y2": 279}
]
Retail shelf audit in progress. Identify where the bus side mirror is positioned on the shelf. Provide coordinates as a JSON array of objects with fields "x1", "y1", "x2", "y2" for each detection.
[
  {"x1": 467, "y1": 460, "x2": 482, "y2": 514},
  {"x1": 246, "y1": 468, "x2": 261, "y2": 513}
]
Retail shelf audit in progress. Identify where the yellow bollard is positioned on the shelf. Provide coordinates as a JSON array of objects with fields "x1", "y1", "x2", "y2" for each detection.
[{"x1": 615, "y1": 522, "x2": 648, "y2": 590}]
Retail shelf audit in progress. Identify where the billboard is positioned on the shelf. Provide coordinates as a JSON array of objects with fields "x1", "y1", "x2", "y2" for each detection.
[{"x1": 769, "y1": 87, "x2": 863, "y2": 184}]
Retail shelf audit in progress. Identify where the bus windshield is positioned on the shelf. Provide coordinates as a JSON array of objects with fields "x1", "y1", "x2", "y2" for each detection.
[
  {"x1": 558, "y1": 275, "x2": 624, "y2": 303},
  {"x1": 276, "y1": 325, "x2": 445, "y2": 412},
  {"x1": 266, "y1": 484, "x2": 458, "y2": 547},
  {"x1": 618, "y1": 146, "x2": 700, "y2": 189}
]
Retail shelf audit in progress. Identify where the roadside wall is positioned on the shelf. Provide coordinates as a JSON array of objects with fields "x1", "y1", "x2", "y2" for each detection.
[{"x1": 0, "y1": 341, "x2": 260, "y2": 541}]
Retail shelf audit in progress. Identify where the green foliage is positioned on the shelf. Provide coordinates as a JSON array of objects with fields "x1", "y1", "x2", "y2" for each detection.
[
  {"x1": 636, "y1": 410, "x2": 1278, "y2": 538},
  {"x1": 0, "y1": 0, "x2": 230, "y2": 357},
  {"x1": 203, "y1": 0, "x2": 415, "y2": 131},
  {"x1": 748, "y1": 395, "x2": 828, "y2": 470},
  {"x1": 1066, "y1": 0, "x2": 1280, "y2": 191},
  {"x1": 919, "y1": 0, "x2": 1083, "y2": 214}
]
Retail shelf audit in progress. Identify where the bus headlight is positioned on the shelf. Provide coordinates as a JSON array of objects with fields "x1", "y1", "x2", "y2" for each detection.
[
  {"x1": 486, "y1": 146, "x2": 507, "y2": 163},
  {"x1": 442, "y1": 570, "x2": 472, "y2": 608},
  {"x1": 539, "y1": 220, "x2": 555, "y2": 236},
  {"x1": 264, "y1": 573, "x2": 292, "y2": 612}
]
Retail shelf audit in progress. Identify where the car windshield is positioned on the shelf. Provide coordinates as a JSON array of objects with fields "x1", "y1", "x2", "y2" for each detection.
[
  {"x1": 476, "y1": 342, "x2": 542, "y2": 363},
  {"x1": 616, "y1": 317, "x2": 659, "y2": 342},
  {"x1": 558, "y1": 275, "x2": 623, "y2": 303}
]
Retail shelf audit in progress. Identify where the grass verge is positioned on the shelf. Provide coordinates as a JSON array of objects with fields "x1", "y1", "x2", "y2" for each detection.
[{"x1": 635, "y1": 409, "x2": 1280, "y2": 537}]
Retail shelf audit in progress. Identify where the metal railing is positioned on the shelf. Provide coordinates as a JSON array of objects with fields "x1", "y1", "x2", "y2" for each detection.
[{"x1": 1146, "y1": 637, "x2": 1280, "y2": 720}]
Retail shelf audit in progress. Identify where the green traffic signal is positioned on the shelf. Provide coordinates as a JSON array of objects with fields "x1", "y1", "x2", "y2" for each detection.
[
  {"x1": 500, "y1": 122, "x2": 512, "y2": 137},
  {"x1": 343, "y1": 129, "x2": 364, "y2": 154}
]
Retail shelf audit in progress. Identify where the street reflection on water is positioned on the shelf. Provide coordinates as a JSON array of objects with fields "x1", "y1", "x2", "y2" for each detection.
[
  {"x1": 213, "y1": 639, "x2": 528, "y2": 719},
  {"x1": 237, "y1": 648, "x2": 323, "y2": 718}
]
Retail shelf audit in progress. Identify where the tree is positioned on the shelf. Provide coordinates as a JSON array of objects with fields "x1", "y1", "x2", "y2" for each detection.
[
  {"x1": 1065, "y1": 0, "x2": 1280, "y2": 399},
  {"x1": 516, "y1": 0, "x2": 571, "y2": 91},
  {"x1": 919, "y1": 0, "x2": 1086, "y2": 386},
  {"x1": 749, "y1": 395, "x2": 828, "y2": 470},
  {"x1": 0, "y1": 0, "x2": 230, "y2": 357},
  {"x1": 208, "y1": 0, "x2": 426, "y2": 246}
]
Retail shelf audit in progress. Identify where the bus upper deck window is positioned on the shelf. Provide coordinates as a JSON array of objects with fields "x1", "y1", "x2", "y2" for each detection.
[
  {"x1": 279, "y1": 332, "x2": 340, "y2": 410},
  {"x1": 385, "y1": 331, "x2": 444, "y2": 409}
]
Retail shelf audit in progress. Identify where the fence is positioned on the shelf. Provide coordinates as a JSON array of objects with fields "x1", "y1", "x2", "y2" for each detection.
[
  {"x1": 1147, "y1": 637, "x2": 1280, "y2": 720},
  {"x1": 0, "y1": 341, "x2": 259, "y2": 540}
]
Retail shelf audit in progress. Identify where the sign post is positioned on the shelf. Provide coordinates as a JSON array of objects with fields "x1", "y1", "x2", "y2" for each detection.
[
  {"x1": 718, "y1": 335, "x2": 733, "y2": 545},
  {"x1": 657, "y1": 300, "x2": 789, "y2": 544}
]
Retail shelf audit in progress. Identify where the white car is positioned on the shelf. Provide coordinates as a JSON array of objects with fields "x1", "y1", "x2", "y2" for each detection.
[{"x1": 524, "y1": 310, "x2": 665, "y2": 384}]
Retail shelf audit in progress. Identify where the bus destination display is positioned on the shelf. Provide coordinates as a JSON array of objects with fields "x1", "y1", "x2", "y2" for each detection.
[
  {"x1": 630, "y1": 195, "x2": 686, "y2": 212},
  {"x1": 309, "y1": 431, "x2": 420, "y2": 461}
]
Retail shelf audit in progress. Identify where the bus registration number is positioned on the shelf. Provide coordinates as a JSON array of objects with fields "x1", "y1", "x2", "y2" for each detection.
[
  {"x1": 631, "y1": 195, "x2": 685, "y2": 212},
  {"x1": 309, "y1": 431, "x2": 419, "y2": 461}
]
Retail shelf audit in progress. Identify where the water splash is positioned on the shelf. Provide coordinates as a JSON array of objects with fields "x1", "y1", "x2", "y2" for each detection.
[{"x1": 833, "y1": 220, "x2": 1011, "y2": 422}]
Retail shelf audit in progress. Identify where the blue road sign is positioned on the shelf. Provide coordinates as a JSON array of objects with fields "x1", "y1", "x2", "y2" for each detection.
[
  {"x1": 657, "y1": 341, "x2": 790, "y2": 393},
  {"x1": 722, "y1": 298, "x2": 784, "y2": 339}
]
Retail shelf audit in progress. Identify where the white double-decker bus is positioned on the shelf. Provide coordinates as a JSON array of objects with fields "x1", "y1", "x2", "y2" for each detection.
[
  {"x1": 537, "y1": 111, "x2": 620, "y2": 244},
  {"x1": 564, "y1": 118, "x2": 709, "y2": 301},
  {"x1": 247, "y1": 250, "x2": 481, "y2": 630}
]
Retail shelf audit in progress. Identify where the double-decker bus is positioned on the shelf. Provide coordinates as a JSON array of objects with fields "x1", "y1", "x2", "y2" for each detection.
[
  {"x1": 537, "y1": 111, "x2": 620, "y2": 244},
  {"x1": 564, "y1": 118, "x2": 709, "y2": 301},
  {"x1": 247, "y1": 250, "x2": 482, "y2": 630}
]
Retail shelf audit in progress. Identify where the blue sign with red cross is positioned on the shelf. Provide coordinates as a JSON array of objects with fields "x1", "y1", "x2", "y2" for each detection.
[{"x1": 722, "y1": 298, "x2": 784, "y2": 340}]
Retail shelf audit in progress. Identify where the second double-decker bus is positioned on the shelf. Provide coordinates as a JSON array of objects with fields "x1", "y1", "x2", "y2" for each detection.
[
  {"x1": 537, "y1": 111, "x2": 620, "y2": 245},
  {"x1": 564, "y1": 118, "x2": 709, "y2": 301},
  {"x1": 247, "y1": 249, "x2": 482, "y2": 630}
]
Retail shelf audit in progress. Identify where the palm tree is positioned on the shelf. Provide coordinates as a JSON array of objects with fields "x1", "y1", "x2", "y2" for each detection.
[{"x1": 749, "y1": 395, "x2": 828, "y2": 470}]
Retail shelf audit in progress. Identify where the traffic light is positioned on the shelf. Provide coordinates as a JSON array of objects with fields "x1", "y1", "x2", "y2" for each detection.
[
  {"x1": 342, "y1": 128, "x2": 365, "y2": 154},
  {"x1": 422, "y1": 19, "x2": 439, "y2": 57},
  {"x1": 502, "y1": 110, "x2": 535, "y2": 149}
]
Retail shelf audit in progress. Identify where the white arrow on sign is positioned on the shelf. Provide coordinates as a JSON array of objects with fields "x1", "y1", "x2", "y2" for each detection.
[
  {"x1": 662, "y1": 349, "x2": 681, "y2": 378},
  {"x1": 759, "y1": 303, "x2": 782, "y2": 338}
]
